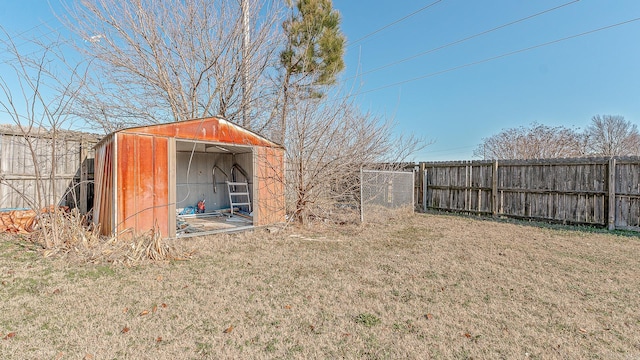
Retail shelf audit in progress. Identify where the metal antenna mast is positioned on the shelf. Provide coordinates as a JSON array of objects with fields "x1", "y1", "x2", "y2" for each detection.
[{"x1": 241, "y1": 0, "x2": 250, "y2": 127}]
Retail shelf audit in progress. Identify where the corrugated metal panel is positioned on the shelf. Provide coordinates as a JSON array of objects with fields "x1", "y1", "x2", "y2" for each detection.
[
  {"x1": 121, "y1": 117, "x2": 281, "y2": 148},
  {"x1": 115, "y1": 133, "x2": 171, "y2": 238},
  {"x1": 93, "y1": 134, "x2": 114, "y2": 235},
  {"x1": 255, "y1": 146, "x2": 285, "y2": 226}
]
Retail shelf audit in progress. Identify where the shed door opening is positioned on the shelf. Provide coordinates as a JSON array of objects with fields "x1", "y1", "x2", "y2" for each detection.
[{"x1": 174, "y1": 140, "x2": 255, "y2": 237}]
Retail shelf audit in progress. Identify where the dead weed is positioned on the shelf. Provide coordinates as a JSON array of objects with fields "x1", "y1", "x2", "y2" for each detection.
[{"x1": 26, "y1": 210, "x2": 191, "y2": 266}]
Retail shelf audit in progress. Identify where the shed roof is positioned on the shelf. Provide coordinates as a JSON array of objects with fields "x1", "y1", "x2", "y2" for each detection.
[{"x1": 95, "y1": 117, "x2": 282, "y2": 149}]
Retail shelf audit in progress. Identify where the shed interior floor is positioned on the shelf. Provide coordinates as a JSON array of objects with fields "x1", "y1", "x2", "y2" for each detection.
[{"x1": 176, "y1": 211, "x2": 253, "y2": 237}]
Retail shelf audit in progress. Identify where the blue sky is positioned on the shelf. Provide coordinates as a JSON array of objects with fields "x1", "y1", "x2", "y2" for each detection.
[
  {"x1": 0, "y1": 1, "x2": 60, "y2": 52},
  {"x1": 1, "y1": 1, "x2": 639, "y2": 160},
  {"x1": 333, "y1": 0, "x2": 640, "y2": 160}
]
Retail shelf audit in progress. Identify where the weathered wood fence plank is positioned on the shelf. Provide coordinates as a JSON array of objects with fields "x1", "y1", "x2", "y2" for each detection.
[
  {"x1": 0, "y1": 127, "x2": 100, "y2": 213},
  {"x1": 420, "y1": 157, "x2": 640, "y2": 231}
]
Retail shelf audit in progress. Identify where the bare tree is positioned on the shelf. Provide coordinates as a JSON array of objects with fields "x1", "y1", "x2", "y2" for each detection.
[
  {"x1": 584, "y1": 115, "x2": 640, "y2": 157},
  {"x1": 474, "y1": 122, "x2": 586, "y2": 160},
  {"x1": 0, "y1": 28, "x2": 92, "y2": 246},
  {"x1": 285, "y1": 93, "x2": 423, "y2": 224},
  {"x1": 60, "y1": 0, "x2": 284, "y2": 133},
  {"x1": 59, "y1": 0, "x2": 423, "y2": 225}
]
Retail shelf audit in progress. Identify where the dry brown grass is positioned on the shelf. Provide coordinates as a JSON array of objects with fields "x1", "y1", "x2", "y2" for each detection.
[
  {"x1": 28, "y1": 210, "x2": 190, "y2": 266},
  {"x1": 1, "y1": 213, "x2": 639, "y2": 359},
  {"x1": 29, "y1": 208, "x2": 101, "y2": 258}
]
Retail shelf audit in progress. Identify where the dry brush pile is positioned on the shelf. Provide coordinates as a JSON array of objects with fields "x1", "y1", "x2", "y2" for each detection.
[{"x1": 23, "y1": 209, "x2": 190, "y2": 266}]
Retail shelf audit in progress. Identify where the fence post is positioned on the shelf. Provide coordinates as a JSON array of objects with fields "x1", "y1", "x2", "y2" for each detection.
[
  {"x1": 411, "y1": 170, "x2": 415, "y2": 211},
  {"x1": 422, "y1": 165, "x2": 427, "y2": 213},
  {"x1": 419, "y1": 162, "x2": 426, "y2": 212},
  {"x1": 80, "y1": 139, "x2": 88, "y2": 214},
  {"x1": 492, "y1": 160, "x2": 498, "y2": 216},
  {"x1": 359, "y1": 167, "x2": 364, "y2": 223},
  {"x1": 607, "y1": 158, "x2": 616, "y2": 230}
]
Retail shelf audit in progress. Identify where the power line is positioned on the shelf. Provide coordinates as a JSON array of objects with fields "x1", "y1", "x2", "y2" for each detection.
[
  {"x1": 426, "y1": 145, "x2": 477, "y2": 154},
  {"x1": 352, "y1": 16, "x2": 640, "y2": 98},
  {"x1": 1, "y1": 26, "x2": 69, "y2": 66},
  {"x1": 347, "y1": 0, "x2": 443, "y2": 47},
  {"x1": 3, "y1": 21, "x2": 49, "y2": 39},
  {"x1": 349, "y1": 0, "x2": 581, "y2": 81},
  {"x1": 0, "y1": 17, "x2": 61, "y2": 49}
]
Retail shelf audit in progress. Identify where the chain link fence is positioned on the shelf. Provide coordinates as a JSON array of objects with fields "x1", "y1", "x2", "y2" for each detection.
[{"x1": 360, "y1": 169, "x2": 414, "y2": 222}]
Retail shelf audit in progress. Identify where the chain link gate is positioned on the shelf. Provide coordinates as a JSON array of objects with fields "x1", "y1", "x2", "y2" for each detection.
[{"x1": 360, "y1": 169, "x2": 415, "y2": 222}]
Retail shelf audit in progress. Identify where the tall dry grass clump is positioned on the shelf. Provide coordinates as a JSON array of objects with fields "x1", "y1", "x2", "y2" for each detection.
[
  {"x1": 97, "y1": 226, "x2": 192, "y2": 266},
  {"x1": 29, "y1": 208, "x2": 100, "y2": 257},
  {"x1": 27, "y1": 210, "x2": 190, "y2": 265}
]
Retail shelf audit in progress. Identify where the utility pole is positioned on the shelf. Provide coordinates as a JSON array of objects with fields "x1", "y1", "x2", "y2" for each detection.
[{"x1": 241, "y1": 0, "x2": 250, "y2": 127}]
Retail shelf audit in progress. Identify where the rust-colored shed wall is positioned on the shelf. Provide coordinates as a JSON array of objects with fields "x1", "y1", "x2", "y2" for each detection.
[
  {"x1": 116, "y1": 133, "x2": 171, "y2": 238},
  {"x1": 255, "y1": 146, "x2": 285, "y2": 226}
]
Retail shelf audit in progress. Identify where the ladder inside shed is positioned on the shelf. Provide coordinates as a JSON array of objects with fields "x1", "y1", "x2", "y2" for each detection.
[{"x1": 226, "y1": 181, "x2": 251, "y2": 215}]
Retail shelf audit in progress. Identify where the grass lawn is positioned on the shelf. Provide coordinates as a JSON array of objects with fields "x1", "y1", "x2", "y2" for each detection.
[{"x1": 1, "y1": 213, "x2": 639, "y2": 359}]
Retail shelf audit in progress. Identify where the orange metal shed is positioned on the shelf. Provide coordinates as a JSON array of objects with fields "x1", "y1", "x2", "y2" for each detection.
[{"x1": 93, "y1": 117, "x2": 285, "y2": 238}]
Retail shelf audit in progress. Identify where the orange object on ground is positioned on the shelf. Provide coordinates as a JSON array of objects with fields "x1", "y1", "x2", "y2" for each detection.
[
  {"x1": 0, "y1": 206, "x2": 70, "y2": 234},
  {"x1": 0, "y1": 210, "x2": 37, "y2": 234}
]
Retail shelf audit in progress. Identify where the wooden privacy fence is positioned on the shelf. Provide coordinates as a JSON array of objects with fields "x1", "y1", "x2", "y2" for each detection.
[
  {"x1": 0, "y1": 126, "x2": 100, "y2": 213},
  {"x1": 418, "y1": 157, "x2": 640, "y2": 231}
]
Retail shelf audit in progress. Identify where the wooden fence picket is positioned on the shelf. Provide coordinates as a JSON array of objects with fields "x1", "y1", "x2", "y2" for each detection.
[{"x1": 419, "y1": 157, "x2": 640, "y2": 231}]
